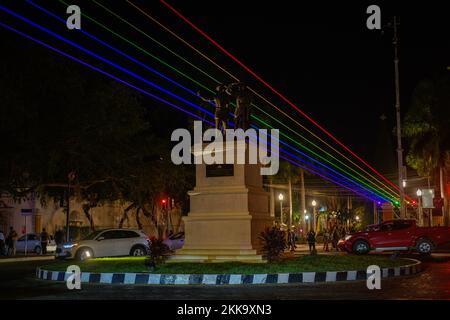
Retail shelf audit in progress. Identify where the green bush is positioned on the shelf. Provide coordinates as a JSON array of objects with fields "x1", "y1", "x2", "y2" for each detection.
[
  {"x1": 147, "y1": 236, "x2": 171, "y2": 266},
  {"x1": 259, "y1": 226, "x2": 287, "y2": 262}
]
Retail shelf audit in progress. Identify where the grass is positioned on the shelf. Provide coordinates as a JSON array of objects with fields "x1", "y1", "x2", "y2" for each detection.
[{"x1": 43, "y1": 255, "x2": 413, "y2": 274}]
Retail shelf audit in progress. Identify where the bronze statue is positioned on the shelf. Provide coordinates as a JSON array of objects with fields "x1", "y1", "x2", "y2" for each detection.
[
  {"x1": 227, "y1": 82, "x2": 252, "y2": 130},
  {"x1": 197, "y1": 84, "x2": 230, "y2": 132}
]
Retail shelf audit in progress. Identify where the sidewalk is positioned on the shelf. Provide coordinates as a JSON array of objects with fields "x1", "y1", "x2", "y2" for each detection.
[
  {"x1": 287, "y1": 244, "x2": 344, "y2": 257},
  {"x1": 0, "y1": 254, "x2": 55, "y2": 263}
]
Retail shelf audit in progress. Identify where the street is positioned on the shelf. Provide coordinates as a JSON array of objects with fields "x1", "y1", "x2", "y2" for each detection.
[{"x1": 0, "y1": 254, "x2": 448, "y2": 300}]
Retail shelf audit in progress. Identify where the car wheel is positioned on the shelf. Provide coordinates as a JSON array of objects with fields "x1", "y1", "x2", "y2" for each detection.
[
  {"x1": 416, "y1": 238, "x2": 433, "y2": 255},
  {"x1": 34, "y1": 246, "x2": 42, "y2": 255},
  {"x1": 130, "y1": 245, "x2": 147, "y2": 256},
  {"x1": 352, "y1": 240, "x2": 370, "y2": 255},
  {"x1": 76, "y1": 247, "x2": 93, "y2": 261}
]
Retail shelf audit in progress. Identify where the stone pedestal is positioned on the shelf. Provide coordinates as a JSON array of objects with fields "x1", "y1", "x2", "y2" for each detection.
[{"x1": 168, "y1": 142, "x2": 273, "y2": 263}]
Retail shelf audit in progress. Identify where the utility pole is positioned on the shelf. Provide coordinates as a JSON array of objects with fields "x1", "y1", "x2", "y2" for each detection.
[
  {"x1": 392, "y1": 16, "x2": 406, "y2": 218},
  {"x1": 300, "y1": 169, "x2": 306, "y2": 231}
]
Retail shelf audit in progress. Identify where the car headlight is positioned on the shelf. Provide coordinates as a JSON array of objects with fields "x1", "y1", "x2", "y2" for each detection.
[
  {"x1": 344, "y1": 235, "x2": 352, "y2": 241},
  {"x1": 63, "y1": 243, "x2": 78, "y2": 249}
]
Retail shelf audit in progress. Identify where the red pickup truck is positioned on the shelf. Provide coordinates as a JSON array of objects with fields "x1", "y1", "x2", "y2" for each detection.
[{"x1": 338, "y1": 219, "x2": 450, "y2": 255}]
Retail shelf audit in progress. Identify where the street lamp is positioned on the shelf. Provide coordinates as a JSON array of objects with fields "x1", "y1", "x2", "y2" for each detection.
[
  {"x1": 278, "y1": 193, "x2": 284, "y2": 226},
  {"x1": 355, "y1": 215, "x2": 360, "y2": 221},
  {"x1": 416, "y1": 189, "x2": 423, "y2": 226},
  {"x1": 305, "y1": 214, "x2": 309, "y2": 232},
  {"x1": 312, "y1": 200, "x2": 317, "y2": 232}
]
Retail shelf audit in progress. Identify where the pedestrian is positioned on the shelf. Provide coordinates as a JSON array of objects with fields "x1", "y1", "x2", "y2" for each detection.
[
  {"x1": 40, "y1": 228, "x2": 49, "y2": 255},
  {"x1": 323, "y1": 228, "x2": 330, "y2": 252},
  {"x1": 307, "y1": 230, "x2": 316, "y2": 254},
  {"x1": 0, "y1": 230, "x2": 5, "y2": 256},
  {"x1": 288, "y1": 228, "x2": 297, "y2": 252},
  {"x1": 6, "y1": 226, "x2": 18, "y2": 256}
]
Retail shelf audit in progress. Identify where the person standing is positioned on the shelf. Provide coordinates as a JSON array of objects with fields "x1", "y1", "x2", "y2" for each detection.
[
  {"x1": 40, "y1": 228, "x2": 49, "y2": 255},
  {"x1": 288, "y1": 228, "x2": 297, "y2": 252},
  {"x1": 54, "y1": 229, "x2": 64, "y2": 246},
  {"x1": 7, "y1": 227, "x2": 18, "y2": 256},
  {"x1": 307, "y1": 230, "x2": 316, "y2": 254},
  {"x1": 0, "y1": 230, "x2": 5, "y2": 256}
]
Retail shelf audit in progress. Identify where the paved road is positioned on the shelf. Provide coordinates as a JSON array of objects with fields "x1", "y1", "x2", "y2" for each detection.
[{"x1": 0, "y1": 254, "x2": 449, "y2": 300}]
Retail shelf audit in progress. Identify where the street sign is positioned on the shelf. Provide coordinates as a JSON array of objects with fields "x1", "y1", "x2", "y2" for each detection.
[
  {"x1": 421, "y1": 189, "x2": 435, "y2": 209},
  {"x1": 20, "y1": 208, "x2": 33, "y2": 216}
]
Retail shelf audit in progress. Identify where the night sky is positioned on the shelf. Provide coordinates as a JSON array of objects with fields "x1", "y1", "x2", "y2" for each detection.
[{"x1": 2, "y1": 0, "x2": 450, "y2": 174}]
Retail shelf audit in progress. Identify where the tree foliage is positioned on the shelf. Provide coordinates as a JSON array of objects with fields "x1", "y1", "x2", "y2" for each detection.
[
  {"x1": 0, "y1": 34, "x2": 194, "y2": 230},
  {"x1": 403, "y1": 73, "x2": 450, "y2": 176}
]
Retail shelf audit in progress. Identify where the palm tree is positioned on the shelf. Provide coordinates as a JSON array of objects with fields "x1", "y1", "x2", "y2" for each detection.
[{"x1": 403, "y1": 73, "x2": 450, "y2": 225}]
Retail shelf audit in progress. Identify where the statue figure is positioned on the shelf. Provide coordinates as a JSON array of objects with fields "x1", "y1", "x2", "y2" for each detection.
[
  {"x1": 227, "y1": 82, "x2": 252, "y2": 130},
  {"x1": 197, "y1": 84, "x2": 230, "y2": 132}
]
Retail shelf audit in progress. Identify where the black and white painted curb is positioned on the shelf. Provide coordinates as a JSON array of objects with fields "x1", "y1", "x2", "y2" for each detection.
[{"x1": 36, "y1": 259, "x2": 421, "y2": 285}]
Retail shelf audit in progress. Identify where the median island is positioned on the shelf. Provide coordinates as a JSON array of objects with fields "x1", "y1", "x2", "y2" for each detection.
[{"x1": 43, "y1": 255, "x2": 411, "y2": 274}]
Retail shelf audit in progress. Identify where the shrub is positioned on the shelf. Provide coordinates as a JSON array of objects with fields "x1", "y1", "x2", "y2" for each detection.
[
  {"x1": 146, "y1": 236, "x2": 171, "y2": 268},
  {"x1": 259, "y1": 226, "x2": 287, "y2": 262}
]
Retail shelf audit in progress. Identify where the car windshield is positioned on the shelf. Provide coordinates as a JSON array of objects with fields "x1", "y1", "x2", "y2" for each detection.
[{"x1": 82, "y1": 230, "x2": 104, "y2": 240}]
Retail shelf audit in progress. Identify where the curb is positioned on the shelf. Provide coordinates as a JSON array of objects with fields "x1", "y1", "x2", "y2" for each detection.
[
  {"x1": 35, "y1": 259, "x2": 422, "y2": 285},
  {"x1": 0, "y1": 255, "x2": 55, "y2": 263}
]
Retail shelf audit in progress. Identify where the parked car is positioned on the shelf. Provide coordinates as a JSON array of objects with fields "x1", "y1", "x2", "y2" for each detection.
[
  {"x1": 338, "y1": 219, "x2": 450, "y2": 255},
  {"x1": 16, "y1": 233, "x2": 57, "y2": 254},
  {"x1": 163, "y1": 232, "x2": 185, "y2": 250},
  {"x1": 56, "y1": 229, "x2": 150, "y2": 260}
]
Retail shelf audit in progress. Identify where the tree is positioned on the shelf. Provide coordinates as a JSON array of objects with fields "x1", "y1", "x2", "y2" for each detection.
[
  {"x1": 0, "y1": 32, "x2": 194, "y2": 232},
  {"x1": 403, "y1": 73, "x2": 450, "y2": 225}
]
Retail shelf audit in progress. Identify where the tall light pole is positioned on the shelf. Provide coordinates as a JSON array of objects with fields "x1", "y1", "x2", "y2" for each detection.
[
  {"x1": 278, "y1": 193, "x2": 284, "y2": 226},
  {"x1": 312, "y1": 200, "x2": 317, "y2": 232},
  {"x1": 416, "y1": 189, "x2": 423, "y2": 226},
  {"x1": 66, "y1": 171, "x2": 76, "y2": 242},
  {"x1": 392, "y1": 16, "x2": 406, "y2": 218}
]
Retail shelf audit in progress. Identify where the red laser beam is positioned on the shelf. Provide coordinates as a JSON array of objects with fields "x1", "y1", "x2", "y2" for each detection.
[{"x1": 160, "y1": 0, "x2": 412, "y2": 201}]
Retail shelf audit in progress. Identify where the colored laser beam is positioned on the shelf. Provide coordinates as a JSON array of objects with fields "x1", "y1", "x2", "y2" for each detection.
[
  {"x1": 94, "y1": 0, "x2": 400, "y2": 200},
  {"x1": 26, "y1": 0, "x2": 397, "y2": 201},
  {"x1": 125, "y1": 0, "x2": 401, "y2": 199},
  {"x1": 160, "y1": 0, "x2": 408, "y2": 199},
  {"x1": 3, "y1": 5, "x2": 390, "y2": 201},
  {"x1": 0, "y1": 18, "x2": 385, "y2": 203}
]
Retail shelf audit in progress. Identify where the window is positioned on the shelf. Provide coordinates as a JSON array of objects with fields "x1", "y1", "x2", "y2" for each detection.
[
  {"x1": 83, "y1": 230, "x2": 104, "y2": 240},
  {"x1": 120, "y1": 231, "x2": 140, "y2": 238},
  {"x1": 392, "y1": 221, "x2": 411, "y2": 231},
  {"x1": 381, "y1": 223, "x2": 393, "y2": 232},
  {"x1": 100, "y1": 231, "x2": 122, "y2": 240},
  {"x1": 28, "y1": 234, "x2": 37, "y2": 241}
]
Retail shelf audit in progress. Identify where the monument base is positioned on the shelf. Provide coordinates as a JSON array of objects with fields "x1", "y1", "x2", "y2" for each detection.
[
  {"x1": 169, "y1": 141, "x2": 273, "y2": 264},
  {"x1": 167, "y1": 249, "x2": 265, "y2": 263}
]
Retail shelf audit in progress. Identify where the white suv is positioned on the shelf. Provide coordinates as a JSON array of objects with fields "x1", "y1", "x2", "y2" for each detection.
[{"x1": 58, "y1": 229, "x2": 149, "y2": 260}]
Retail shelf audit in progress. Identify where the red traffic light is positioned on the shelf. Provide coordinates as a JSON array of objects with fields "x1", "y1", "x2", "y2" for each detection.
[{"x1": 161, "y1": 199, "x2": 167, "y2": 204}]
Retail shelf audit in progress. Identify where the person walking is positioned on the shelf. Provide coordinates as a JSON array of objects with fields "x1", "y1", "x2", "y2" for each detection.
[
  {"x1": 40, "y1": 228, "x2": 49, "y2": 255},
  {"x1": 6, "y1": 226, "x2": 18, "y2": 256},
  {"x1": 288, "y1": 228, "x2": 297, "y2": 252},
  {"x1": 323, "y1": 228, "x2": 330, "y2": 252},
  {"x1": 307, "y1": 230, "x2": 316, "y2": 254}
]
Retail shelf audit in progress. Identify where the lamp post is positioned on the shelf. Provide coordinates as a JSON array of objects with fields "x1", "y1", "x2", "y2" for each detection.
[
  {"x1": 278, "y1": 193, "x2": 284, "y2": 226},
  {"x1": 66, "y1": 171, "x2": 76, "y2": 242},
  {"x1": 305, "y1": 214, "x2": 309, "y2": 232},
  {"x1": 312, "y1": 200, "x2": 317, "y2": 232},
  {"x1": 417, "y1": 189, "x2": 423, "y2": 226}
]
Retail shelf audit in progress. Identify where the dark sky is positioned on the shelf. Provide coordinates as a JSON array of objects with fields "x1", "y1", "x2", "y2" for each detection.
[{"x1": 2, "y1": 0, "x2": 450, "y2": 174}]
